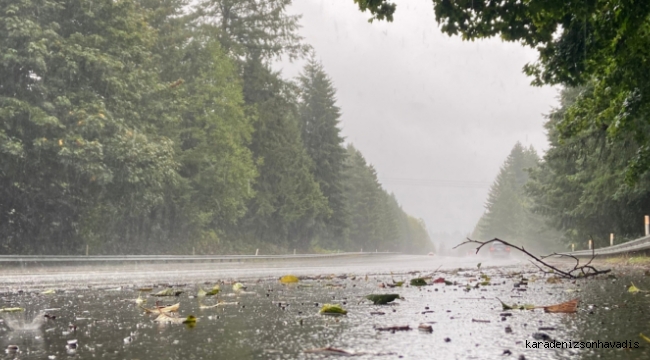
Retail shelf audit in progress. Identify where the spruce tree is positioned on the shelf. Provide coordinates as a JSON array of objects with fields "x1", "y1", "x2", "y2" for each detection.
[{"x1": 297, "y1": 57, "x2": 349, "y2": 246}]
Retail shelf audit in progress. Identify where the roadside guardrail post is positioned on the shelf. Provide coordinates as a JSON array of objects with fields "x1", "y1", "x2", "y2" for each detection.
[
  {"x1": 645, "y1": 215, "x2": 649, "y2": 236},
  {"x1": 255, "y1": 249, "x2": 259, "y2": 256},
  {"x1": 588, "y1": 239, "x2": 592, "y2": 250},
  {"x1": 610, "y1": 233, "x2": 614, "y2": 247},
  {"x1": 571, "y1": 243, "x2": 575, "y2": 252}
]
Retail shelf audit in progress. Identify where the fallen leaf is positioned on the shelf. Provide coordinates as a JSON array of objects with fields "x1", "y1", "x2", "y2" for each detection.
[
  {"x1": 153, "y1": 313, "x2": 196, "y2": 327},
  {"x1": 319, "y1": 303, "x2": 347, "y2": 315},
  {"x1": 0, "y1": 308, "x2": 25, "y2": 313},
  {"x1": 496, "y1": 298, "x2": 534, "y2": 311},
  {"x1": 183, "y1": 315, "x2": 197, "y2": 326},
  {"x1": 232, "y1": 283, "x2": 246, "y2": 291},
  {"x1": 135, "y1": 294, "x2": 145, "y2": 305},
  {"x1": 540, "y1": 299, "x2": 579, "y2": 313},
  {"x1": 410, "y1": 278, "x2": 427, "y2": 286},
  {"x1": 152, "y1": 288, "x2": 183, "y2": 297},
  {"x1": 433, "y1": 277, "x2": 446, "y2": 284},
  {"x1": 280, "y1": 275, "x2": 299, "y2": 284},
  {"x1": 141, "y1": 303, "x2": 180, "y2": 314},
  {"x1": 41, "y1": 289, "x2": 56, "y2": 295},
  {"x1": 198, "y1": 285, "x2": 220, "y2": 297},
  {"x1": 629, "y1": 283, "x2": 641, "y2": 294},
  {"x1": 366, "y1": 294, "x2": 399, "y2": 305},
  {"x1": 640, "y1": 333, "x2": 650, "y2": 343}
]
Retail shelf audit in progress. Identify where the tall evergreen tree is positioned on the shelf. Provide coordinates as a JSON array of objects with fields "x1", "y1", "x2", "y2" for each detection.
[
  {"x1": 342, "y1": 145, "x2": 393, "y2": 251},
  {"x1": 232, "y1": 59, "x2": 327, "y2": 251},
  {"x1": 197, "y1": 0, "x2": 309, "y2": 61},
  {"x1": 297, "y1": 57, "x2": 348, "y2": 246},
  {"x1": 474, "y1": 143, "x2": 558, "y2": 251}
]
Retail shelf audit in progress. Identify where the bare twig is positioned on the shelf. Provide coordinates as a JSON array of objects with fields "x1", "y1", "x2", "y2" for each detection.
[{"x1": 453, "y1": 238, "x2": 611, "y2": 279}]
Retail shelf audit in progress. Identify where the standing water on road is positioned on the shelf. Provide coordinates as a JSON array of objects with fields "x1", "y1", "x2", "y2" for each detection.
[{"x1": 2, "y1": 256, "x2": 649, "y2": 359}]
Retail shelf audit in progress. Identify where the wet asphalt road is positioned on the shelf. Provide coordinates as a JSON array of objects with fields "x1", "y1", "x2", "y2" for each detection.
[
  {"x1": 0, "y1": 254, "x2": 520, "y2": 292},
  {"x1": 1, "y1": 254, "x2": 650, "y2": 360}
]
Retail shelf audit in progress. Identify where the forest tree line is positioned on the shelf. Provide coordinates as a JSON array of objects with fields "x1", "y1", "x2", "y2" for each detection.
[
  {"x1": 473, "y1": 85, "x2": 650, "y2": 251},
  {"x1": 0, "y1": 0, "x2": 433, "y2": 255}
]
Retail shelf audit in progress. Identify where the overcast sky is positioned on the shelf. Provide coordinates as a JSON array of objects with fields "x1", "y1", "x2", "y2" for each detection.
[{"x1": 277, "y1": 0, "x2": 559, "y2": 238}]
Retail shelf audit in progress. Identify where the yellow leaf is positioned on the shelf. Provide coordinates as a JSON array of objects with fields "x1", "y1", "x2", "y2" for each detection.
[
  {"x1": 280, "y1": 275, "x2": 299, "y2": 284},
  {"x1": 319, "y1": 303, "x2": 347, "y2": 315},
  {"x1": 0, "y1": 307, "x2": 25, "y2": 313},
  {"x1": 640, "y1": 333, "x2": 650, "y2": 343},
  {"x1": 232, "y1": 283, "x2": 245, "y2": 291},
  {"x1": 140, "y1": 302, "x2": 179, "y2": 314},
  {"x1": 135, "y1": 294, "x2": 145, "y2": 305},
  {"x1": 629, "y1": 283, "x2": 641, "y2": 293}
]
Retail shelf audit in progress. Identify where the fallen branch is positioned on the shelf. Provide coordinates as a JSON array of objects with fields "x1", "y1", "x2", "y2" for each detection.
[{"x1": 453, "y1": 238, "x2": 611, "y2": 279}]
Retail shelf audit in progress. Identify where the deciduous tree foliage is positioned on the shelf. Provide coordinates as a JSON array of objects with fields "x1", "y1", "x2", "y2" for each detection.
[
  {"x1": 0, "y1": 0, "x2": 177, "y2": 253},
  {"x1": 355, "y1": 0, "x2": 650, "y2": 180},
  {"x1": 527, "y1": 86, "x2": 650, "y2": 248}
]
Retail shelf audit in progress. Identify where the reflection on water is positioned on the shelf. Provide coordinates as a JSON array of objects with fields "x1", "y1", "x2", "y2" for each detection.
[
  {"x1": 569, "y1": 272, "x2": 650, "y2": 360},
  {"x1": 0, "y1": 266, "x2": 649, "y2": 359}
]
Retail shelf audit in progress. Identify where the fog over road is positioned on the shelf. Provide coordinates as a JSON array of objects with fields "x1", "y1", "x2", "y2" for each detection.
[{"x1": 0, "y1": 254, "x2": 522, "y2": 291}]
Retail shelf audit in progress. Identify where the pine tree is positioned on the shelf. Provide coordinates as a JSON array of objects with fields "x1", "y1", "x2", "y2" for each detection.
[
  {"x1": 474, "y1": 142, "x2": 557, "y2": 250},
  {"x1": 297, "y1": 57, "x2": 349, "y2": 246}
]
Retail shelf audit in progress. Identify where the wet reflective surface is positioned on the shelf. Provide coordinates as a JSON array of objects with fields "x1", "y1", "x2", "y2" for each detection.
[{"x1": 1, "y1": 256, "x2": 649, "y2": 359}]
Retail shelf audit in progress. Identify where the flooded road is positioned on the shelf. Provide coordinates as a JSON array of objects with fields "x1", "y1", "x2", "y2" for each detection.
[{"x1": 1, "y1": 255, "x2": 649, "y2": 359}]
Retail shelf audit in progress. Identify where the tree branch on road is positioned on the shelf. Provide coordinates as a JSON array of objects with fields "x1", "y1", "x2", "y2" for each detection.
[{"x1": 454, "y1": 238, "x2": 611, "y2": 279}]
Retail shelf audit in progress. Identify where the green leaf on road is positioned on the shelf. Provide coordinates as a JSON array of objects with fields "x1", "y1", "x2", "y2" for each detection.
[
  {"x1": 320, "y1": 304, "x2": 347, "y2": 315},
  {"x1": 366, "y1": 294, "x2": 400, "y2": 305},
  {"x1": 410, "y1": 278, "x2": 427, "y2": 286}
]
